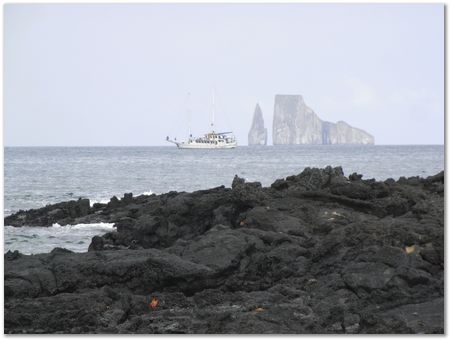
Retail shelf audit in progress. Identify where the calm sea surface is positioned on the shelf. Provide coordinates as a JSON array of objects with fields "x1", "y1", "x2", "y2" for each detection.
[{"x1": 4, "y1": 145, "x2": 444, "y2": 254}]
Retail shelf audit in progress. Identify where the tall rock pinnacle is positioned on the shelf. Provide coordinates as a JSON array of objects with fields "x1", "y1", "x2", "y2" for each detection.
[{"x1": 248, "y1": 103, "x2": 268, "y2": 145}]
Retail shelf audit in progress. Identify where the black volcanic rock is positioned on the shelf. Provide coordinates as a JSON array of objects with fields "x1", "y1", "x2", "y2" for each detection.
[
  {"x1": 5, "y1": 198, "x2": 91, "y2": 227},
  {"x1": 4, "y1": 167, "x2": 444, "y2": 334}
]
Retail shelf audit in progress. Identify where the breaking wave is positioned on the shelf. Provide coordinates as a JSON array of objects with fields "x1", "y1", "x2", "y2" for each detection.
[
  {"x1": 4, "y1": 223, "x2": 115, "y2": 255},
  {"x1": 140, "y1": 190, "x2": 154, "y2": 196},
  {"x1": 89, "y1": 199, "x2": 110, "y2": 207},
  {"x1": 89, "y1": 190, "x2": 155, "y2": 207}
]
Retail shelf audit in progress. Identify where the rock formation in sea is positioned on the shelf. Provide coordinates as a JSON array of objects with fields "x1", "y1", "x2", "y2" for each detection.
[
  {"x1": 273, "y1": 95, "x2": 374, "y2": 145},
  {"x1": 4, "y1": 167, "x2": 444, "y2": 334},
  {"x1": 248, "y1": 103, "x2": 267, "y2": 145}
]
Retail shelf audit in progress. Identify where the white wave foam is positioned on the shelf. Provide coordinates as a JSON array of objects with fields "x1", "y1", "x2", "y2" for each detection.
[
  {"x1": 89, "y1": 190, "x2": 154, "y2": 207},
  {"x1": 89, "y1": 199, "x2": 110, "y2": 207},
  {"x1": 4, "y1": 222, "x2": 115, "y2": 255},
  {"x1": 51, "y1": 222, "x2": 115, "y2": 229}
]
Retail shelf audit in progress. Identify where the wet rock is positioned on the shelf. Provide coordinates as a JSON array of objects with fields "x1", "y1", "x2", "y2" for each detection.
[
  {"x1": 349, "y1": 172, "x2": 363, "y2": 181},
  {"x1": 5, "y1": 250, "x2": 22, "y2": 261},
  {"x1": 50, "y1": 247, "x2": 74, "y2": 254},
  {"x1": 231, "y1": 175, "x2": 245, "y2": 189},
  {"x1": 108, "y1": 196, "x2": 120, "y2": 208},
  {"x1": 88, "y1": 235, "x2": 105, "y2": 252},
  {"x1": 5, "y1": 198, "x2": 91, "y2": 227},
  {"x1": 270, "y1": 178, "x2": 289, "y2": 190},
  {"x1": 122, "y1": 193, "x2": 133, "y2": 203}
]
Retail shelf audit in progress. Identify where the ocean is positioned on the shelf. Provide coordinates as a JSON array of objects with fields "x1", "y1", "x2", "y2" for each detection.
[{"x1": 4, "y1": 145, "x2": 444, "y2": 254}]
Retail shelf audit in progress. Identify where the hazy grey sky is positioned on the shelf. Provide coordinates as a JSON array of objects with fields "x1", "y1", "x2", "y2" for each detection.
[{"x1": 5, "y1": 3, "x2": 444, "y2": 146}]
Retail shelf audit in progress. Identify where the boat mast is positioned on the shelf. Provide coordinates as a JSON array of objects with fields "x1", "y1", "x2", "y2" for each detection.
[
  {"x1": 211, "y1": 89, "x2": 215, "y2": 132},
  {"x1": 186, "y1": 92, "x2": 191, "y2": 138}
]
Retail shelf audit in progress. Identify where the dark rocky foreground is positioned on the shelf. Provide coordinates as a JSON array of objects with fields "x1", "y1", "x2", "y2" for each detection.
[{"x1": 4, "y1": 167, "x2": 444, "y2": 334}]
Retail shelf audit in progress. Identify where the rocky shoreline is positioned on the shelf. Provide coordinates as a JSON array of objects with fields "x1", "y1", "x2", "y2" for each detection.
[{"x1": 4, "y1": 166, "x2": 444, "y2": 334}]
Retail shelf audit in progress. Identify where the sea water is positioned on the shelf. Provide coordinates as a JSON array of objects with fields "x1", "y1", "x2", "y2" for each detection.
[
  {"x1": 4, "y1": 223, "x2": 115, "y2": 254},
  {"x1": 4, "y1": 145, "x2": 444, "y2": 254}
]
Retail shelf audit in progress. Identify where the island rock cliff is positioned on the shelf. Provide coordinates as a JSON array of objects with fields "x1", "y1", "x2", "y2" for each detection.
[
  {"x1": 273, "y1": 95, "x2": 374, "y2": 145},
  {"x1": 248, "y1": 104, "x2": 267, "y2": 145}
]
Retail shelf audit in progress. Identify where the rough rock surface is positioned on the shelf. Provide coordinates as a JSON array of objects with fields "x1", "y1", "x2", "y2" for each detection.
[
  {"x1": 248, "y1": 103, "x2": 268, "y2": 145},
  {"x1": 273, "y1": 95, "x2": 374, "y2": 145},
  {"x1": 4, "y1": 167, "x2": 444, "y2": 334},
  {"x1": 5, "y1": 198, "x2": 91, "y2": 227}
]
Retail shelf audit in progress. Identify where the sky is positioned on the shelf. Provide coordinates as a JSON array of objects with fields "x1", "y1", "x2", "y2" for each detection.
[{"x1": 4, "y1": 3, "x2": 444, "y2": 146}]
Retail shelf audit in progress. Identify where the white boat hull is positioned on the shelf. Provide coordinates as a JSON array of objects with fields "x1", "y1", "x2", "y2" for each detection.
[
  {"x1": 172, "y1": 141, "x2": 237, "y2": 149},
  {"x1": 167, "y1": 130, "x2": 237, "y2": 149}
]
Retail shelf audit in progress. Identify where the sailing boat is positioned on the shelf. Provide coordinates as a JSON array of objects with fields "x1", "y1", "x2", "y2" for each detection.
[{"x1": 166, "y1": 91, "x2": 237, "y2": 149}]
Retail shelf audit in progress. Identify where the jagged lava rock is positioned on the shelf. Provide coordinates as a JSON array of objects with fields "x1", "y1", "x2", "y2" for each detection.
[
  {"x1": 5, "y1": 198, "x2": 91, "y2": 227},
  {"x1": 4, "y1": 167, "x2": 443, "y2": 334}
]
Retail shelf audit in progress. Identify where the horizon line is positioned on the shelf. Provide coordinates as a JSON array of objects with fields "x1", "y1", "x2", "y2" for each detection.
[{"x1": 3, "y1": 144, "x2": 445, "y2": 148}]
